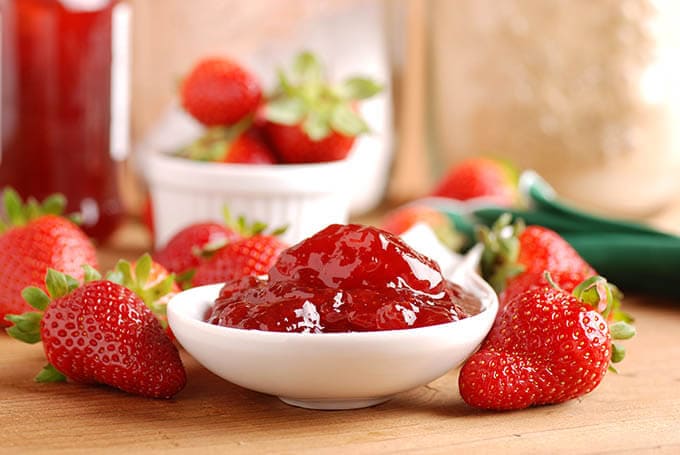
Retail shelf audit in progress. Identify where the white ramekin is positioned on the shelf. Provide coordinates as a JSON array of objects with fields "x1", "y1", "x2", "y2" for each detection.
[{"x1": 142, "y1": 152, "x2": 350, "y2": 248}]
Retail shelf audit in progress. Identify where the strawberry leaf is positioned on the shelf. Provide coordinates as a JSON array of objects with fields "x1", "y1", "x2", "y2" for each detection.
[
  {"x1": 46, "y1": 269, "x2": 71, "y2": 299},
  {"x1": 35, "y1": 363, "x2": 67, "y2": 383},
  {"x1": 134, "y1": 253, "x2": 153, "y2": 287},
  {"x1": 337, "y1": 77, "x2": 383, "y2": 100},
  {"x1": 276, "y1": 69, "x2": 294, "y2": 96},
  {"x1": 5, "y1": 312, "x2": 42, "y2": 344},
  {"x1": 293, "y1": 51, "x2": 324, "y2": 83},
  {"x1": 176, "y1": 269, "x2": 196, "y2": 289},
  {"x1": 3, "y1": 188, "x2": 26, "y2": 226},
  {"x1": 610, "y1": 321, "x2": 636, "y2": 340},
  {"x1": 477, "y1": 213, "x2": 526, "y2": 293},
  {"x1": 82, "y1": 264, "x2": 102, "y2": 283},
  {"x1": 106, "y1": 270, "x2": 124, "y2": 284},
  {"x1": 611, "y1": 343, "x2": 626, "y2": 363},
  {"x1": 270, "y1": 224, "x2": 289, "y2": 237},
  {"x1": 41, "y1": 194, "x2": 66, "y2": 216},
  {"x1": 21, "y1": 286, "x2": 50, "y2": 311},
  {"x1": 265, "y1": 98, "x2": 306, "y2": 125},
  {"x1": 330, "y1": 104, "x2": 369, "y2": 137},
  {"x1": 25, "y1": 198, "x2": 41, "y2": 220},
  {"x1": 250, "y1": 221, "x2": 267, "y2": 235},
  {"x1": 303, "y1": 111, "x2": 331, "y2": 141}
]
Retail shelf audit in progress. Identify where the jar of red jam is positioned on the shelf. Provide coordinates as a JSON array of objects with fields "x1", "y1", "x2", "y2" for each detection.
[{"x1": 0, "y1": 0, "x2": 130, "y2": 242}]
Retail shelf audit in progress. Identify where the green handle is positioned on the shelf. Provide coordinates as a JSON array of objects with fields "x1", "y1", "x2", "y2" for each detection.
[{"x1": 564, "y1": 233, "x2": 680, "y2": 299}]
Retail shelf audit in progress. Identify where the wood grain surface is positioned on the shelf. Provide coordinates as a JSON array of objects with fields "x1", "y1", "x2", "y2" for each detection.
[{"x1": 1, "y1": 222, "x2": 680, "y2": 454}]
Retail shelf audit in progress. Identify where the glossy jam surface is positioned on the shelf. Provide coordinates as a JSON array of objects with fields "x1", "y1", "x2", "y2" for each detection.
[{"x1": 207, "y1": 224, "x2": 479, "y2": 333}]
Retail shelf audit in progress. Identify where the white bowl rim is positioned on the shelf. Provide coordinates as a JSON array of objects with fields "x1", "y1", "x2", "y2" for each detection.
[
  {"x1": 168, "y1": 272, "x2": 498, "y2": 342},
  {"x1": 145, "y1": 150, "x2": 349, "y2": 173}
]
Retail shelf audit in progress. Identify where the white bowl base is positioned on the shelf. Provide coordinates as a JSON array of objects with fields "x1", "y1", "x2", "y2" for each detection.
[{"x1": 279, "y1": 396, "x2": 391, "y2": 410}]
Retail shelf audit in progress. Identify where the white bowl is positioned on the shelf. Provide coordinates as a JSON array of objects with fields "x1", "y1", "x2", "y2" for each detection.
[
  {"x1": 143, "y1": 152, "x2": 350, "y2": 248},
  {"x1": 167, "y1": 270, "x2": 498, "y2": 410}
]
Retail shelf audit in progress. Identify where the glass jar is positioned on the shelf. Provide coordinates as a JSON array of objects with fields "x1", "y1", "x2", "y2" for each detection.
[{"x1": 0, "y1": 0, "x2": 129, "y2": 241}]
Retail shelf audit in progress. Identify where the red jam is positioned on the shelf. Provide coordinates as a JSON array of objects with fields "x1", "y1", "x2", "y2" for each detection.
[{"x1": 207, "y1": 224, "x2": 478, "y2": 332}]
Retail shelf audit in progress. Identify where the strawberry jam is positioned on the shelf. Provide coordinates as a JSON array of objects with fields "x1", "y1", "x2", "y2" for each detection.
[{"x1": 207, "y1": 224, "x2": 476, "y2": 332}]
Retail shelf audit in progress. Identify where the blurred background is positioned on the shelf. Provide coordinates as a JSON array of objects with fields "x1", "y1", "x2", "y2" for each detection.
[{"x1": 3, "y1": 0, "x2": 680, "y2": 240}]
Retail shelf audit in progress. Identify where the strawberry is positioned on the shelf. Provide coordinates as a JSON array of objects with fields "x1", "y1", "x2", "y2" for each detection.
[
  {"x1": 192, "y1": 223, "x2": 287, "y2": 287},
  {"x1": 107, "y1": 253, "x2": 180, "y2": 336},
  {"x1": 5, "y1": 267, "x2": 186, "y2": 398},
  {"x1": 458, "y1": 276, "x2": 635, "y2": 410},
  {"x1": 264, "y1": 122, "x2": 354, "y2": 163},
  {"x1": 177, "y1": 125, "x2": 276, "y2": 164},
  {"x1": 381, "y1": 204, "x2": 464, "y2": 251},
  {"x1": 478, "y1": 214, "x2": 595, "y2": 296},
  {"x1": 431, "y1": 157, "x2": 518, "y2": 206},
  {"x1": 263, "y1": 51, "x2": 382, "y2": 163},
  {"x1": 180, "y1": 57, "x2": 262, "y2": 127},
  {"x1": 154, "y1": 212, "x2": 241, "y2": 286},
  {"x1": 0, "y1": 188, "x2": 98, "y2": 327}
]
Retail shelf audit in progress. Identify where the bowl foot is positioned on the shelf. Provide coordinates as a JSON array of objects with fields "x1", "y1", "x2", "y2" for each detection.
[{"x1": 279, "y1": 396, "x2": 391, "y2": 410}]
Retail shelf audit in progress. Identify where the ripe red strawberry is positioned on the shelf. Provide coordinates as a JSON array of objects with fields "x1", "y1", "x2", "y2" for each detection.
[
  {"x1": 0, "y1": 189, "x2": 98, "y2": 327},
  {"x1": 223, "y1": 128, "x2": 277, "y2": 164},
  {"x1": 6, "y1": 268, "x2": 186, "y2": 398},
  {"x1": 480, "y1": 215, "x2": 630, "y2": 322},
  {"x1": 107, "y1": 253, "x2": 180, "y2": 337},
  {"x1": 381, "y1": 204, "x2": 464, "y2": 251},
  {"x1": 192, "y1": 234, "x2": 287, "y2": 287},
  {"x1": 479, "y1": 214, "x2": 595, "y2": 295},
  {"x1": 264, "y1": 122, "x2": 355, "y2": 163},
  {"x1": 263, "y1": 51, "x2": 381, "y2": 163},
  {"x1": 458, "y1": 277, "x2": 635, "y2": 410},
  {"x1": 180, "y1": 57, "x2": 262, "y2": 127},
  {"x1": 154, "y1": 219, "x2": 241, "y2": 285},
  {"x1": 432, "y1": 157, "x2": 518, "y2": 206}
]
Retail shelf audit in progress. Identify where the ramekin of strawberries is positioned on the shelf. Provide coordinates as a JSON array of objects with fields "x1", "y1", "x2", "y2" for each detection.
[{"x1": 143, "y1": 51, "x2": 382, "y2": 248}]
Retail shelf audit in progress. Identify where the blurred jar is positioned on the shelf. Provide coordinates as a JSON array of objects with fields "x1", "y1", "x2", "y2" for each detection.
[
  {"x1": 0, "y1": 0, "x2": 130, "y2": 241},
  {"x1": 428, "y1": 0, "x2": 680, "y2": 217}
]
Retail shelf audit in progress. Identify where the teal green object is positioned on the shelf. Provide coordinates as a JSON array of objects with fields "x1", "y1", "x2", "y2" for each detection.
[{"x1": 425, "y1": 172, "x2": 680, "y2": 298}]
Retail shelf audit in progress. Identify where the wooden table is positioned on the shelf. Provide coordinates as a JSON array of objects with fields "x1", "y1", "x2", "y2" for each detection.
[{"x1": 2, "y1": 221, "x2": 680, "y2": 453}]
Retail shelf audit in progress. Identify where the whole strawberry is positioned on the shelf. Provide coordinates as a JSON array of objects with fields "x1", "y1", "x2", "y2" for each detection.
[
  {"x1": 263, "y1": 51, "x2": 382, "y2": 163},
  {"x1": 480, "y1": 214, "x2": 631, "y2": 322},
  {"x1": 154, "y1": 212, "x2": 241, "y2": 286},
  {"x1": 432, "y1": 157, "x2": 518, "y2": 206},
  {"x1": 192, "y1": 222, "x2": 287, "y2": 287},
  {"x1": 479, "y1": 214, "x2": 595, "y2": 297},
  {"x1": 458, "y1": 276, "x2": 635, "y2": 410},
  {"x1": 181, "y1": 57, "x2": 262, "y2": 127},
  {"x1": 264, "y1": 122, "x2": 354, "y2": 163},
  {"x1": 6, "y1": 267, "x2": 186, "y2": 399},
  {"x1": 0, "y1": 188, "x2": 98, "y2": 327}
]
